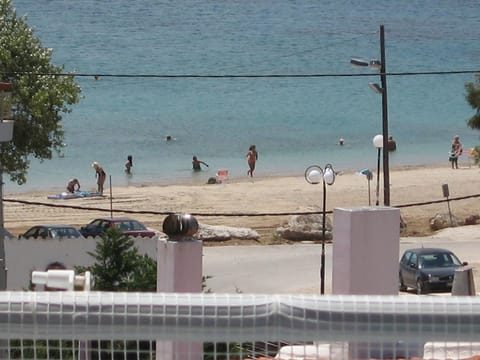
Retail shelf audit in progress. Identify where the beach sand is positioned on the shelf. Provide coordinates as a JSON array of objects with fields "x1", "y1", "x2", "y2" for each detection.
[{"x1": 4, "y1": 162, "x2": 480, "y2": 241}]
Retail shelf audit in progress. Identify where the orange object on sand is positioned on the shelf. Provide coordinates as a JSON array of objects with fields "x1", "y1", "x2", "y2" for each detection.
[{"x1": 216, "y1": 169, "x2": 229, "y2": 183}]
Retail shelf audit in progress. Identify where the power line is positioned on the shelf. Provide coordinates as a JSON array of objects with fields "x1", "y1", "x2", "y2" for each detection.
[
  {"x1": 4, "y1": 193, "x2": 480, "y2": 217},
  {"x1": 0, "y1": 69, "x2": 479, "y2": 79}
]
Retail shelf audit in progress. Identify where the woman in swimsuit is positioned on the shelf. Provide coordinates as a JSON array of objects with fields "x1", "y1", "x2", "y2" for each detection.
[
  {"x1": 92, "y1": 161, "x2": 106, "y2": 195},
  {"x1": 246, "y1": 145, "x2": 258, "y2": 177}
]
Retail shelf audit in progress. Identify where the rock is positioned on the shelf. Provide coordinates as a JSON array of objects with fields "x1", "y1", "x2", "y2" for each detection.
[
  {"x1": 429, "y1": 212, "x2": 460, "y2": 231},
  {"x1": 194, "y1": 223, "x2": 260, "y2": 242},
  {"x1": 465, "y1": 214, "x2": 480, "y2": 226},
  {"x1": 275, "y1": 214, "x2": 332, "y2": 241}
]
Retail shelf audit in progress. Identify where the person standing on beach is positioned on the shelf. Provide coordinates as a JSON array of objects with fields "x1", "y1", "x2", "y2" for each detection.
[
  {"x1": 449, "y1": 135, "x2": 463, "y2": 169},
  {"x1": 92, "y1": 161, "x2": 106, "y2": 194},
  {"x1": 192, "y1": 156, "x2": 209, "y2": 171},
  {"x1": 246, "y1": 144, "x2": 258, "y2": 177}
]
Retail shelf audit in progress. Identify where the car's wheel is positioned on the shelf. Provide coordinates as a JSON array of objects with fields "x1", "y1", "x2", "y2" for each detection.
[
  {"x1": 399, "y1": 275, "x2": 408, "y2": 292},
  {"x1": 416, "y1": 279, "x2": 429, "y2": 295}
]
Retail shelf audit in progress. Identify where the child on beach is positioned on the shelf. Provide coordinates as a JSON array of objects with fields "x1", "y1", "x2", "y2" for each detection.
[{"x1": 246, "y1": 144, "x2": 258, "y2": 177}]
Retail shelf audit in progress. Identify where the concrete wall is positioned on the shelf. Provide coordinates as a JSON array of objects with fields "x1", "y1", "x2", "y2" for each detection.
[
  {"x1": 332, "y1": 206, "x2": 400, "y2": 295},
  {"x1": 4, "y1": 236, "x2": 157, "y2": 290}
]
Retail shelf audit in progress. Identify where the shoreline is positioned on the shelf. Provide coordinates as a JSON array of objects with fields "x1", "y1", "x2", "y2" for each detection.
[
  {"x1": 4, "y1": 161, "x2": 452, "y2": 196},
  {"x1": 4, "y1": 161, "x2": 480, "y2": 240}
]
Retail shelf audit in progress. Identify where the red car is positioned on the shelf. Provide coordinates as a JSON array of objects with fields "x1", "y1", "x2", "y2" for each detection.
[{"x1": 79, "y1": 217, "x2": 156, "y2": 238}]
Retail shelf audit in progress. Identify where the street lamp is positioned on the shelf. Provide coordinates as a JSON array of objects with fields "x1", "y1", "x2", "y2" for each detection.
[
  {"x1": 350, "y1": 24, "x2": 390, "y2": 206},
  {"x1": 373, "y1": 134, "x2": 383, "y2": 206},
  {"x1": 305, "y1": 164, "x2": 336, "y2": 295}
]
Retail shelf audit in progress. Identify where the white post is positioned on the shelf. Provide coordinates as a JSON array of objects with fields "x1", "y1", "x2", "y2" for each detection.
[
  {"x1": 156, "y1": 234, "x2": 203, "y2": 360},
  {"x1": 0, "y1": 168, "x2": 5, "y2": 291},
  {"x1": 0, "y1": 111, "x2": 15, "y2": 291},
  {"x1": 332, "y1": 206, "x2": 400, "y2": 295}
]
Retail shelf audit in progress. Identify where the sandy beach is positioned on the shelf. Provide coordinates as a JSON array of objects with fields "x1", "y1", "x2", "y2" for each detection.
[{"x1": 3, "y1": 161, "x2": 480, "y2": 241}]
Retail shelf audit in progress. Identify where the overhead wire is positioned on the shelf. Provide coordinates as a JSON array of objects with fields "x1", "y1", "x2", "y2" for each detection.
[
  {"x1": 4, "y1": 193, "x2": 480, "y2": 217},
  {"x1": 0, "y1": 69, "x2": 479, "y2": 79}
]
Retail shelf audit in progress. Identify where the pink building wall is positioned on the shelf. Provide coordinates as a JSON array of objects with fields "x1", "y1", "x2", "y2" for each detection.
[{"x1": 332, "y1": 206, "x2": 400, "y2": 295}]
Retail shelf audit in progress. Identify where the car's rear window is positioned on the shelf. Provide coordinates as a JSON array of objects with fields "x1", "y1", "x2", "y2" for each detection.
[
  {"x1": 115, "y1": 221, "x2": 146, "y2": 231},
  {"x1": 420, "y1": 253, "x2": 461, "y2": 268},
  {"x1": 51, "y1": 228, "x2": 79, "y2": 238}
]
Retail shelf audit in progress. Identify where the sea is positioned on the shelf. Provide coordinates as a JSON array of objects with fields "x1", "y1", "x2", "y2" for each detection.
[{"x1": 6, "y1": 0, "x2": 480, "y2": 194}]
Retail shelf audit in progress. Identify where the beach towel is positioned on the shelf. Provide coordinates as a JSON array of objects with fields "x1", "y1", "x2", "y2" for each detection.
[{"x1": 47, "y1": 191, "x2": 102, "y2": 200}]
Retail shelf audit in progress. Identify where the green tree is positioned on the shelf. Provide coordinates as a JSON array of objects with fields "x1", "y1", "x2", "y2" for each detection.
[
  {"x1": 465, "y1": 74, "x2": 480, "y2": 130},
  {"x1": 0, "y1": 0, "x2": 81, "y2": 184},
  {"x1": 77, "y1": 228, "x2": 157, "y2": 291}
]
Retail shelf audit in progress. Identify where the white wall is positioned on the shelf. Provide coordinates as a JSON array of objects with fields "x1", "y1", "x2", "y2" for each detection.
[
  {"x1": 4, "y1": 236, "x2": 158, "y2": 290},
  {"x1": 332, "y1": 206, "x2": 400, "y2": 295}
]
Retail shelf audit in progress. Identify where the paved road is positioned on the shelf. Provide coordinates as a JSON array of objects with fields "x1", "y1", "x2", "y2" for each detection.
[{"x1": 203, "y1": 227, "x2": 480, "y2": 294}]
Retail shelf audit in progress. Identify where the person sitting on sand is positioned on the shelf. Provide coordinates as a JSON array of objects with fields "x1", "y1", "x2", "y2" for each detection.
[
  {"x1": 66, "y1": 178, "x2": 80, "y2": 193},
  {"x1": 192, "y1": 156, "x2": 209, "y2": 171}
]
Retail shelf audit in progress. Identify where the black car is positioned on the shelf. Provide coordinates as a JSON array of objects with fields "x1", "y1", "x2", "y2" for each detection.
[
  {"x1": 399, "y1": 247, "x2": 466, "y2": 294},
  {"x1": 19, "y1": 225, "x2": 84, "y2": 239}
]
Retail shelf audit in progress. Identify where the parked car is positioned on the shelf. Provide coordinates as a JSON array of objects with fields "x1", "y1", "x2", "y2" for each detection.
[
  {"x1": 79, "y1": 217, "x2": 156, "y2": 238},
  {"x1": 19, "y1": 225, "x2": 83, "y2": 239},
  {"x1": 399, "y1": 247, "x2": 467, "y2": 294}
]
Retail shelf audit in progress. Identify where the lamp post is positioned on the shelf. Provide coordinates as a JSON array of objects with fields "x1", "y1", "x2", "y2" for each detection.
[
  {"x1": 350, "y1": 24, "x2": 390, "y2": 206},
  {"x1": 373, "y1": 134, "x2": 383, "y2": 206},
  {"x1": 305, "y1": 164, "x2": 336, "y2": 295}
]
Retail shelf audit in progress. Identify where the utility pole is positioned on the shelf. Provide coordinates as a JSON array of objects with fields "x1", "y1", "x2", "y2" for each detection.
[{"x1": 379, "y1": 25, "x2": 390, "y2": 206}]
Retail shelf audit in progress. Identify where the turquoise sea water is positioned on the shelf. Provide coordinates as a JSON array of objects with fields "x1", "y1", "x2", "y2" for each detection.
[{"x1": 6, "y1": 0, "x2": 480, "y2": 193}]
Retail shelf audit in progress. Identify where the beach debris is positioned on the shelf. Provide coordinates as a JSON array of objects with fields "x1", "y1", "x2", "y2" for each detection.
[
  {"x1": 429, "y1": 212, "x2": 461, "y2": 231},
  {"x1": 464, "y1": 214, "x2": 480, "y2": 226},
  {"x1": 194, "y1": 224, "x2": 259, "y2": 242},
  {"x1": 275, "y1": 214, "x2": 332, "y2": 241}
]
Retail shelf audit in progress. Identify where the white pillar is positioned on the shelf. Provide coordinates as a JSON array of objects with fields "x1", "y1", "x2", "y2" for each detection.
[
  {"x1": 157, "y1": 238, "x2": 203, "y2": 360},
  {"x1": 332, "y1": 206, "x2": 400, "y2": 295},
  {"x1": 157, "y1": 239, "x2": 203, "y2": 293}
]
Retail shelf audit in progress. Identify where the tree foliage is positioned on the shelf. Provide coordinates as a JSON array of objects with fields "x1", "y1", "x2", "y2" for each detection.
[
  {"x1": 465, "y1": 74, "x2": 480, "y2": 130},
  {"x1": 0, "y1": 0, "x2": 80, "y2": 184},
  {"x1": 77, "y1": 228, "x2": 157, "y2": 292}
]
